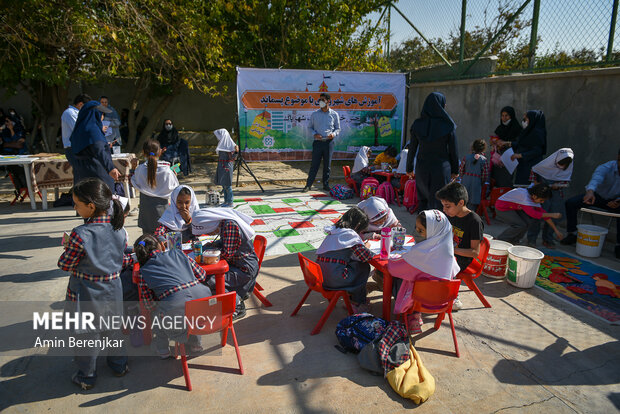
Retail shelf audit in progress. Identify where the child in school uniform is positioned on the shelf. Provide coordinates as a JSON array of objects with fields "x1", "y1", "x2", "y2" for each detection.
[
  {"x1": 214, "y1": 129, "x2": 238, "y2": 208},
  {"x1": 357, "y1": 196, "x2": 401, "y2": 240},
  {"x1": 155, "y1": 185, "x2": 200, "y2": 243},
  {"x1": 131, "y1": 139, "x2": 179, "y2": 234},
  {"x1": 58, "y1": 177, "x2": 131, "y2": 390},
  {"x1": 388, "y1": 209, "x2": 460, "y2": 333},
  {"x1": 390, "y1": 147, "x2": 409, "y2": 189},
  {"x1": 495, "y1": 184, "x2": 563, "y2": 245},
  {"x1": 132, "y1": 234, "x2": 212, "y2": 358},
  {"x1": 458, "y1": 139, "x2": 489, "y2": 212},
  {"x1": 373, "y1": 145, "x2": 398, "y2": 168},
  {"x1": 316, "y1": 207, "x2": 374, "y2": 313},
  {"x1": 526, "y1": 148, "x2": 574, "y2": 248},
  {"x1": 436, "y1": 182, "x2": 484, "y2": 311},
  {"x1": 350, "y1": 146, "x2": 372, "y2": 187},
  {"x1": 191, "y1": 208, "x2": 258, "y2": 320}
]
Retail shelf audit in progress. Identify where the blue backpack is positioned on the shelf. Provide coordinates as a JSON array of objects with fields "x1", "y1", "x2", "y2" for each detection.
[{"x1": 335, "y1": 313, "x2": 387, "y2": 353}]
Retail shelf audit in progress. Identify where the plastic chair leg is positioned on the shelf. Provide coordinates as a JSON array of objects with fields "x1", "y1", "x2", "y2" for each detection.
[
  {"x1": 221, "y1": 323, "x2": 229, "y2": 347},
  {"x1": 310, "y1": 293, "x2": 342, "y2": 335},
  {"x1": 478, "y1": 203, "x2": 491, "y2": 225},
  {"x1": 229, "y1": 325, "x2": 244, "y2": 375},
  {"x1": 462, "y1": 276, "x2": 492, "y2": 308},
  {"x1": 448, "y1": 312, "x2": 460, "y2": 358},
  {"x1": 434, "y1": 312, "x2": 445, "y2": 330},
  {"x1": 342, "y1": 294, "x2": 354, "y2": 315},
  {"x1": 255, "y1": 282, "x2": 265, "y2": 291},
  {"x1": 179, "y1": 343, "x2": 192, "y2": 391},
  {"x1": 253, "y1": 286, "x2": 273, "y2": 307},
  {"x1": 290, "y1": 289, "x2": 312, "y2": 316}
]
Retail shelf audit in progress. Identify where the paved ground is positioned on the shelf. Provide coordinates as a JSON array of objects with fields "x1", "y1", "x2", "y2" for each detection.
[{"x1": 0, "y1": 181, "x2": 619, "y2": 413}]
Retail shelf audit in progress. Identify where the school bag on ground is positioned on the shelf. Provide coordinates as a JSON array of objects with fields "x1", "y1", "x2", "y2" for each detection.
[
  {"x1": 403, "y1": 179, "x2": 418, "y2": 212},
  {"x1": 335, "y1": 313, "x2": 387, "y2": 353},
  {"x1": 376, "y1": 181, "x2": 395, "y2": 204},
  {"x1": 360, "y1": 177, "x2": 379, "y2": 201},
  {"x1": 330, "y1": 184, "x2": 354, "y2": 200}
]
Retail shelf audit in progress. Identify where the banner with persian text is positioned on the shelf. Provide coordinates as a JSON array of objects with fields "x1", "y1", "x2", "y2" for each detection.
[{"x1": 236, "y1": 67, "x2": 406, "y2": 161}]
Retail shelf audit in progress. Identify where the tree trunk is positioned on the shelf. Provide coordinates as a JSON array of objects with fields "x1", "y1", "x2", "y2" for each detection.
[{"x1": 22, "y1": 81, "x2": 68, "y2": 153}]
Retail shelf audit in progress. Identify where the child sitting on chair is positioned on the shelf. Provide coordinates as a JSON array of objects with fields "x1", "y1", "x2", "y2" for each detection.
[
  {"x1": 495, "y1": 183, "x2": 563, "y2": 245},
  {"x1": 357, "y1": 196, "x2": 400, "y2": 240},
  {"x1": 350, "y1": 146, "x2": 372, "y2": 187},
  {"x1": 133, "y1": 234, "x2": 212, "y2": 359},
  {"x1": 316, "y1": 207, "x2": 374, "y2": 313},
  {"x1": 155, "y1": 185, "x2": 200, "y2": 243},
  {"x1": 387, "y1": 210, "x2": 460, "y2": 333},
  {"x1": 373, "y1": 145, "x2": 398, "y2": 168},
  {"x1": 131, "y1": 139, "x2": 179, "y2": 234}
]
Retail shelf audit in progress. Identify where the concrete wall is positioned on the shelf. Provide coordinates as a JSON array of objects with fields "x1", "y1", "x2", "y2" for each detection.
[{"x1": 407, "y1": 67, "x2": 620, "y2": 200}]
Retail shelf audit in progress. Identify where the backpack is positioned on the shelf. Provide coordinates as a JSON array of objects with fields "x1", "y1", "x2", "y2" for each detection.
[
  {"x1": 376, "y1": 181, "x2": 395, "y2": 204},
  {"x1": 330, "y1": 184, "x2": 354, "y2": 200},
  {"x1": 360, "y1": 177, "x2": 379, "y2": 201},
  {"x1": 335, "y1": 313, "x2": 388, "y2": 353},
  {"x1": 403, "y1": 179, "x2": 418, "y2": 211}
]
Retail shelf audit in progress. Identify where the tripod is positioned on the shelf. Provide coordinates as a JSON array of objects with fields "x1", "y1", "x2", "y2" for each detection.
[{"x1": 232, "y1": 117, "x2": 264, "y2": 192}]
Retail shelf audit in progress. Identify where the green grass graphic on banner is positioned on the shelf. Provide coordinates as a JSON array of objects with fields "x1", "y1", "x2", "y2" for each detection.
[
  {"x1": 250, "y1": 205, "x2": 276, "y2": 215},
  {"x1": 282, "y1": 198, "x2": 303, "y2": 204},
  {"x1": 320, "y1": 200, "x2": 341, "y2": 205},
  {"x1": 297, "y1": 210, "x2": 317, "y2": 216},
  {"x1": 273, "y1": 229, "x2": 300, "y2": 237},
  {"x1": 285, "y1": 242, "x2": 315, "y2": 253}
]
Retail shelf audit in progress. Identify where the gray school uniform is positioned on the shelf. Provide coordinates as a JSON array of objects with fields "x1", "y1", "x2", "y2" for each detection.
[
  {"x1": 215, "y1": 151, "x2": 235, "y2": 187},
  {"x1": 317, "y1": 248, "x2": 370, "y2": 304},
  {"x1": 138, "y1": 193, "x2": 169, "y2": 234},
  {"x1": 140, "y1": 249, "x2": 212, "y2": 344},
  {"x1": 460, "y1": 154, "x2": 487, "y2": 206}
]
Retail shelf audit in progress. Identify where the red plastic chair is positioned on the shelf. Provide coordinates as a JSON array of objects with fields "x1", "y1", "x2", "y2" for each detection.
[
  {"x1": 8, "y1": 172, "x2": 42, "y2": 206},
  {"x1": 251, "y1": 235, "x2": 272, "y2": 307},
  {"x1": 404, "y1": 279, "x2": 461, "y2": 357},
  {"x1": 176, "y1": 292, "x2": 244, "y2": 391},
  {"x1": 291, "y1": 253, "x2": 354, "y2": 335},
  {"x1": 477, "y1": 186, "x2": 511, "y2": 224},
  {"x1": 476, "y1": 184, "x2": 491, "y2": 225},
  {"x1": 455, "y1": 237, "x2": 492, "y2": 308},
  {"x1": 342, "y1": 165, "x2": 359, "y2": 196}
]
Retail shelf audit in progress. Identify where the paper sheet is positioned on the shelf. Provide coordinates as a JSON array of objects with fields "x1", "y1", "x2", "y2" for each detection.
[{"x1": 501, "y1": 148, "x2": 519, "y2": 174}]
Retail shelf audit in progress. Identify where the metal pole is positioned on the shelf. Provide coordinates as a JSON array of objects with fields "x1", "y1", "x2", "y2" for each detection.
[
  {"x1": 387, "y1": 4, "x2": 391, "y2": 59},
  {"x1": 528, "y1": 0, "x2": 541, "y2": 69},
  {"x1": 463, "y1": 0, "x2": 532, "y2": 75},
  {"x1": 459, "y1": 0, "x2": 467, "y2": 67},
  {"x1": 391, "y1": 3, "x2": 454, "y2": 68},
  {"x1": 607, "y1": 0, "x2": 619, "y2": 61}
]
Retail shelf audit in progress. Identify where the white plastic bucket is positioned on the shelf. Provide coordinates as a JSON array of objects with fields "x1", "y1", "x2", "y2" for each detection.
[
  {"x1": 506, "y1": 246, "x2": 545, "y2": 288},
  {"x1": 483, "y1": 240, "x2": 513, "y2": 279},
  {"x1": 483, "y1": 233, "x2": 494, "y2": 241},
  {"x1": 576, "y1": 224, "x2": 608, "y2": 258}
]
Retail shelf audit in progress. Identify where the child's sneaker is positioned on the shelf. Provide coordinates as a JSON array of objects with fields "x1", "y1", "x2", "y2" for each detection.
[
  {"x1": 71, "y1": 371, "x2": 96, "y2": 390},
  {"x1": 452, "y1": 297, "x2": 463, "y2": 311}
]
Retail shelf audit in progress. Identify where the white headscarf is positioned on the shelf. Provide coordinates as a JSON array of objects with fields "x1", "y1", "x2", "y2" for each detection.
[
  {"x1": 214, "y1": 128, "x2": 236, "y2": 154},
  {"x1": 191, "y1": 208, "x2": 255, "y2": 240},
  {"x1": 400, "y1": 209, "x2": 460, "y2": 279},
  {"x1": 357, "y1": 196, "x2": 398, "y2": 232},
  {"x1": 130, "y1": 160, "x2": 179, "y2": 198},
  {"x1": 396, "y1": 149, "x2": 408, "y2": 174},
  {"x1": 352, "y1": 146, "x2": 370, "y2": 174},
  {"x1": 532, "y1": 148, "x2": 574, "y2": 182},
  {"x1": 498, "y1": 188, "x2": 541, "y2": 208},
  {"x1": 316, "y1": 226, "x2": 363, "y2": 254},
  {"x1": 158, "y1": 185, "x2": 200, "y2": 231}
]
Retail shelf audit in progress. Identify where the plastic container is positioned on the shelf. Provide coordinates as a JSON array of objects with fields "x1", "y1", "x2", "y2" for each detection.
[
  {"x1": 380, "y1": 227, "x2": 392, "y2": 259},
  {"x1": 482, "y1": 240, "x2": 513, "y2": 279},
  {"x1": 392, "y1": 227, "x2": 406, "y2": 250},
  {"x1": 381, "y1": 162, "x2": 389, "y2": 171},
  {"x1": 576, "y1": 224, "x2": 608, "y2": 258},
  {"x1": 167, "y1": 232, "x2": 182, "y2": 251},
  {"x1": 506, "y1": 246, "x2": 545, "y2": 288},
  {"x1": 483, "y1": 233, "x2": 494, "y2": 241},
  {"x1": 202, "y1": 249, "x2": 221, "y2": 265}
]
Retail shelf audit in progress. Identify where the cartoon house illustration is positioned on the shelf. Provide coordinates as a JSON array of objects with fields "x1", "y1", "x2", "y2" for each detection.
[{"x1": 318, "y1": 80, "x2": 328, "y2": 92}]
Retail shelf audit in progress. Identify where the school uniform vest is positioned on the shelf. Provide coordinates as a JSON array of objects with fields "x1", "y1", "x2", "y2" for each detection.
[
  {"x1": 460, "y1": 154, "x2": 486, "y2": 205},
  {"x1": 317, "y1": 248, "x2": 370, "y2": 292},
  {"x1": 74, "y1": 222, "x2": 126, "y2": 276}
]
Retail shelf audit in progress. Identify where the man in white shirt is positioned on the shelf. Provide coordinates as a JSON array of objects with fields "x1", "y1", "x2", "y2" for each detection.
[
  {"x1": 99, "y1": 95, "x2": 122, "y2": 147},
  {"x1": 61, "y1": 94, "x2": 91, "y2": 181}
]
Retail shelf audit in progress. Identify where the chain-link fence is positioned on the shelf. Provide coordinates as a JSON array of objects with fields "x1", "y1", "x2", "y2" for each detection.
[{"x1": 376, "y1": 0, "x2": 619, "y2": 81}]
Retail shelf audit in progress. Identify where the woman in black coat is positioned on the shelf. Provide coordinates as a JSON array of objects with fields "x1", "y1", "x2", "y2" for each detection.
[
  {"x1": 157, "y1": 119, "x2": 192, "y2": 176},
  {"x1": 500, "y1": 110, "x2": 547, "y2": 185},
  {"x1": 492, "y1": 106, "x2": 522, "y2": 187},
  {"x1": 406, "y1": 92, "x2": 459, "y2": 211}
]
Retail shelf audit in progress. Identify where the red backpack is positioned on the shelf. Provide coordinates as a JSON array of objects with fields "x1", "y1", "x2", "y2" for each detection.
[
  {"x1": 360, "y1": 177, "x2": 379, "y2": 200},
  {"x1": 376, "y1": 182, "x2": 395, "y2": 204},
  {"x1": 403, "y1": 179, "x2": 418, "y2": 211}
]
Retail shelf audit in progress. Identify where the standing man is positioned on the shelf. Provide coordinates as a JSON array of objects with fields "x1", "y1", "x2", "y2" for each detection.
[
  {"x1": 303, "y1": 93, "x2": 340, "y2": 192},
  {"x1": 99, "y1": 95, "x2": 122, "y2": 148},
  {"x1": 61, "y1": 95, "x2": 91, "y2": 181}
]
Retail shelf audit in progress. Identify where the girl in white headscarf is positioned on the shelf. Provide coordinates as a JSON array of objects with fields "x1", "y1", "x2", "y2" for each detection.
[
  {"x1": 357, "y1": 196, "x2": 400, "y2": 240},
  {"x1": 350, "y1": 146, "x2": 372, "y2": 187},
  {"x1": 526, "y1": 148, "x2": 574, "y2": 248},
  {"x1": 191, "y1": 207, "x2": 258, "y2": 319},
  {"x1": 387, "y1": 209, "x2": 460, "y2": 333},
  {"x1": 155, "y1": 185, "x2": 200, "y2": 242},
  {"x1": 214, "y1": 128, "x2": 239, "y2": 207}
]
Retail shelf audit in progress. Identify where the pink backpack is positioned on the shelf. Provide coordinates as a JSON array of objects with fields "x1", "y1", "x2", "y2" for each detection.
[
  {"x1": 360, "y1": 177, "x2": 379, "y2": 200},
  {"x1": 403, "y1": 179, "x2": 418, "y2": 211},
  {"x1": 376, "y1": 182, "x2": 395, "y2": 204}
]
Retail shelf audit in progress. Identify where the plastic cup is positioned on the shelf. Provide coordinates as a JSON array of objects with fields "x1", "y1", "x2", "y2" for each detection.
[{"x1": 202, "y1": 249, "x2": 221, "y2": 265}]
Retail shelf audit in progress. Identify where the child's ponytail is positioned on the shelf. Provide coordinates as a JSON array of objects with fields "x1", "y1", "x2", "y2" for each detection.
[
  {"x1": 472, "y1": 139, "x2": 487, "y2": 164},
  {"x1": 133, "y1": 234, "x2": 160, "y2": 266},
  {"x1": 73, "y1": 177, "x2": 125, "y2": 231},
  {"x1": 143, "y1": 139, "x2": 161, "y2": 188},
  {"x1": 335, "y1": 206, "x2": 369, "y2": 233},
  {"x1": 110, "y1": 197, "x2": 125, "y2": 231}
]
